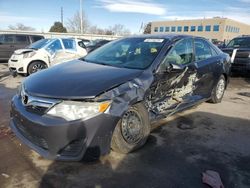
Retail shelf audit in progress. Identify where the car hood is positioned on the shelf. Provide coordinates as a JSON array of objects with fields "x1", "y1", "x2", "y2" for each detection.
[
  {"x1": 24, "y1": 60, "x2": 143, "y2": 99},
  {"x1": 14, "y1": 48, "x2": 36, "y2": 55}
]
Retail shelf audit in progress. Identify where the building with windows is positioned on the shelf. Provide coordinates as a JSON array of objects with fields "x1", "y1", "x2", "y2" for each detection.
[{"x1": 151, "y1": 17, "x2": 250, "y2": 43}]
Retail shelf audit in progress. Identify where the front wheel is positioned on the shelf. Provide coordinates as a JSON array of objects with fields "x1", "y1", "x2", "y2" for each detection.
[
  {"x1": 209, "y1": 75, "x2": 226, "y2": 103},
  {"x1": 111, "y1": 103, "x2": 150, "y2": 154},
  {"x1": 28, "y1": 61, "x2": 47, "y2": 75}
]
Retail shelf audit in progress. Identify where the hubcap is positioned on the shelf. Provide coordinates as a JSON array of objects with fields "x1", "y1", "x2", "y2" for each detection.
[
  {"x1": 216, "y1": 79, "x2": 225, "y2": 99},
  {"x1": 31, "y1": 63, "x2": 46, "y2": 73},
  {"x1": 121, "y1": 109, "x2": 144, "y2": 144}
]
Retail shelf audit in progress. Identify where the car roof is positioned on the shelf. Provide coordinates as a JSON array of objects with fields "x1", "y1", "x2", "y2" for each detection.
[
  {"x1": 234, "y1": 35, "x2": 250, "y2": 39},
  {"x1": 126, "y1": 34, "x2": 206, "y2": 41}
]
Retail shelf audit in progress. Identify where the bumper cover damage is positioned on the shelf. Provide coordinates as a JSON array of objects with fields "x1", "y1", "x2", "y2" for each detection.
[{"x1": 10, "y1": 95, "x2": 119, "y2": 161}]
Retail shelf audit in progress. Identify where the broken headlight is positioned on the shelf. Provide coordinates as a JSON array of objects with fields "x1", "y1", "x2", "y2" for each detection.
[
  {"x1": 47, "y1": 101, "x2": 110, "y2": 121},
  {"x1": 23, "y1": 51, "x2": 36, "y2": 58}
]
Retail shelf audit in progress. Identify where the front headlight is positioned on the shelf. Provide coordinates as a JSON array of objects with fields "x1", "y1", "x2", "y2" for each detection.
[
  {"x1": 23, "y1": 51, "x2": 36, "y2": 58},
  {"x1": 47, "y1": 101, "x2": 110, "y2": 121}
]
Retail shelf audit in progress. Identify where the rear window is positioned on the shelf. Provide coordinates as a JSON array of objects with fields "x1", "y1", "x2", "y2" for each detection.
[
  {"x1": 31, "y1": 35, "x2": 44, "y2": 42},
  {"x1": 78, "y1": 41, "x2": 86, "y2": 49}
]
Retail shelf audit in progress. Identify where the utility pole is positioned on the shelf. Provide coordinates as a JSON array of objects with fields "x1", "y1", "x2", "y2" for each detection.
[
  {"x1": 61, "y1": 6, "x2": 64, "y2": 26},
  {"x1": 80, "y1": 0, "x2": 83, "y2": 33}
]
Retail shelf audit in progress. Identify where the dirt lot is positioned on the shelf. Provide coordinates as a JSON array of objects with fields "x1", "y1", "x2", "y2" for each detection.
[{"x1": 0, "y1": 63, "x2": 250, "y2": 188}]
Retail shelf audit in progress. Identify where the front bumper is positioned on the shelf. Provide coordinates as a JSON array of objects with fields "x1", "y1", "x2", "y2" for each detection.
[
  {"x1": 8, "y1": 55, "x2": 30, "y2": 74},
  {"x1": 10, "y1": 95, "x2": 119, "y2": 161}
]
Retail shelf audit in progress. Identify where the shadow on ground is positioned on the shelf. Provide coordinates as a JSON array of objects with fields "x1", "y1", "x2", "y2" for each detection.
[{"x1": 39, "y1": 112, "x2": 250, "y2": 188}]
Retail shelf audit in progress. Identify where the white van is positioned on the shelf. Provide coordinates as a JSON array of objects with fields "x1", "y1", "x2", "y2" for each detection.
[{"x1": 8, "y1": 38, "x2": 87, "y2": 76}]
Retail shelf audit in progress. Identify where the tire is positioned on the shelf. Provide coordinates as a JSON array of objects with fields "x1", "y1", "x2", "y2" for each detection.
[
  {"x1": 209, "y1": 75, "x2": 226, "y2": 103},
  {"x1": 28, "y1": 61, "x2": 47, "y2": 75},
  {"x1": 111, "y1": 103, "x2": 150, "y2": 154}
]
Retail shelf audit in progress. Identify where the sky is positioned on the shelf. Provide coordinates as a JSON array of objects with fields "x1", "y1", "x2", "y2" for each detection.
[{"x1": 0, "y1": 0, "x2": 250, "y2": 34}]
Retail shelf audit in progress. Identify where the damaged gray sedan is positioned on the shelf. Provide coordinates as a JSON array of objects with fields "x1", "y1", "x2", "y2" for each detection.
[{"x1": 10, "y1": 34, "x2": 231, "y2": 161}]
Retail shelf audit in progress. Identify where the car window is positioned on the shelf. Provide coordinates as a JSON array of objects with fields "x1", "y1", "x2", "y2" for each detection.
[
  {"x1": 210, "y1": 46, "x2": 218, "y2": 56},
  {"x1": 62, "y1": 39, "x2": 76, "y2": 50},
  {"x1": 31, "y1": 36, "x2": 44, "y2": 42},
  {"x1": 84, "y1": 38, "x2": 166, "y2": 70},
  {"x1": 4, "y1": 35, "x2": 15, "y2": 43},
  {"x1": 78, "y1": 41, "x2": 86, "y2": 49},
  {"x1": 227, "y1": 37, "x2": 250, "y2": 48},
  {"x1": 45, "y1": 39, "x2": 63, "y2": 54},
  {"x1": 15, "y1": 35, "x2": 29, "y2": 44},
  {"x1": 194, "y1": 38, "x2": 212, "y2": 61},
  {"x1": 0, "y1": 35, "x2": 3, "y2": 43},
  {"x1": 164, "y1": 38, "x2": 194, "y2": 65}
]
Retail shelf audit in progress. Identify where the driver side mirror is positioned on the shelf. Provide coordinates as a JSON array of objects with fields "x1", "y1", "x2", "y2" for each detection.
[{"x1": 159, "y1": 60, "x2": 183, "y2": 73}]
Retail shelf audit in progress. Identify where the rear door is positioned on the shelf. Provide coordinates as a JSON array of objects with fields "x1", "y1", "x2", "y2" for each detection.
[
  {"x1": 193, "y1": 38, "x2": 220, "y2": 98},
  {"x1": 0, "y1": 34, "x2": 15, "y2": 60}
]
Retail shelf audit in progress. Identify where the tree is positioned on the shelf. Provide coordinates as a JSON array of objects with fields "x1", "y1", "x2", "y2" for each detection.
[
  {"x1": 49, "y1": 22, "x2": 67, "y2": 33},
  {"x1": 143, "y1": 22, "x2": 151, "y2": 34},
  {"x1": 110, "y1": 24, "x2": 131, "y2": 36},
  {"x1": 8, "y1": 23, "x2": 35, "y2": 31},
  {"x1": 66, "y1": 11, "x2": 89, "y2": 33}
]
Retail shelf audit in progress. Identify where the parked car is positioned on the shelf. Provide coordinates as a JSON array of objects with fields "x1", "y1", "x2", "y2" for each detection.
[
  {"x1": 85, "y1": 39, "x2": 111, "y2": 53},
  {"x1": 8, "y1": 38, "x2": 87, "y2": 76},
  {"x1": 80, "y1": 38, "x2": 91, "y2": 46},
  {"x1": 0, "y1": 33, "x2": 44, "y2": 61},
  {"x1": 222, "y1": 35, "x2": 250, "y2": 73},
  {"x1": 10, "y1": 34, "x2": 231, "y2": 161}
]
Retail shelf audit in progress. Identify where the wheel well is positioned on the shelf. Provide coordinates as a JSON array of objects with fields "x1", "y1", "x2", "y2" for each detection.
[{"x1": 27, "y1": 60, "x2": 48, "y2": 75}]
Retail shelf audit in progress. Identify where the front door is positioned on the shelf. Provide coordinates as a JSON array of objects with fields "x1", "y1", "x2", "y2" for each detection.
[{"x1": 147, "y1": 37, "x2": 200, "y2": 116}]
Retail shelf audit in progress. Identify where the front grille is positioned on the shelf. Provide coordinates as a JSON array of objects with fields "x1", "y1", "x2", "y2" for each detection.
[
  {"x1": 14, "y1": 119, "x2": 48, "y2": 150},
  {"x1": 26, "y1": 105, "x2": 48, "y2": 115},
  {"x1": 10, "y1": 67, "x2": 16, "y2": 71},
  {"x1": 59, "y1": 139, "x2": 83, "y2": 157}
]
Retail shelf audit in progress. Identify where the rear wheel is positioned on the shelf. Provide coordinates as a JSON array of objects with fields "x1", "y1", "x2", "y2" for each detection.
[
  {"x1": 28, "y1": 61, "x2": 47, "y2": 75},
  {"x1": 209, "y1": 75, "x2": 226, "y2": 103},
  {"x1": 111, "y1": 103, "x2": 150, "y2": 154}
]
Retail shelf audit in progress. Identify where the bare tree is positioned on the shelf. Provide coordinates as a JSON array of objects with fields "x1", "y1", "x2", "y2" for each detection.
[
  {"x1": 87, "y1": 25, "x2": 106, "y2": 35},
  {"x1": 8, "y1": 23, "x2": 35, "y2": 31},
  {"x1": 110, "y1": 24, "x2": 131, "y2": 36},
  {"x1": 66, "y1": 11, "x2": 89, "y2": 33}
]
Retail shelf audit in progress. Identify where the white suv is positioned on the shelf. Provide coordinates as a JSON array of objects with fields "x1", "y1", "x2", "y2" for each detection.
[{"x1": 8, "y1": 38, "x2": 87, "y2": 76}]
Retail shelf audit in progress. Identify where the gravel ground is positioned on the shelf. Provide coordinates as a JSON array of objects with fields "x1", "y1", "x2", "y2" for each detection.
[{"x1": 0, "y1": 64, "x2": 250, "y2": 188}]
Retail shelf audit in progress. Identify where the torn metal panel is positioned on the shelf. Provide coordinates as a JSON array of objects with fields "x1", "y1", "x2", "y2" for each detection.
[
  {"x1": 97, "y1": 66, "x2": 198, "y2": 119},
  {"x1": 97, "y1": 70, "x2": 154, "y2": 117}
]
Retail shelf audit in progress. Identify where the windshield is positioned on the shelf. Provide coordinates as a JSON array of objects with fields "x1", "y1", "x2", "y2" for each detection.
[
  {"x1": 83, "y1": 37, "x2": 166, "y2": 70},
  {"x1": 28, "y1": 39, "x2": 51, "y2": 49},
  {"x1": 227, "y1": 37, "x2": 250, "y2": 48}
]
